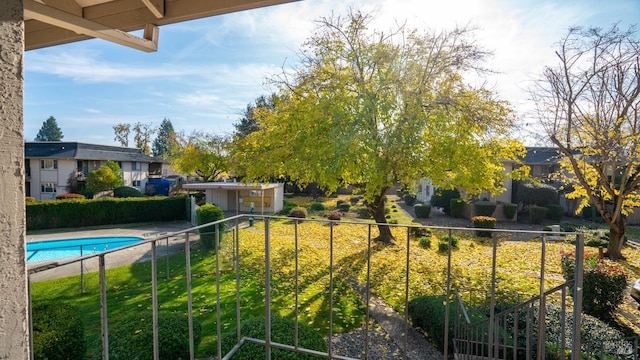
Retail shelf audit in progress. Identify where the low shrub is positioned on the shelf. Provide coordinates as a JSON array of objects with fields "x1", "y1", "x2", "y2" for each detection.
[
  {"x1": 196, "y1": 203, "x2": 225, "y2": 251},
  {"x1": 221, "y1": 315, "x2": 326, "y2": 359},
  {"x1": 349, "y1": 195, "x2": 362, "y2": 205},
  {"x1": 32, "y1": 301, "x2": 85, "y2": 360},
  {"x1": 502, "y1": 203, "x2": 517, "y2": 220},
  {"x1": 418, "y1": 236, "x2": 431, "y2": 249},
  {"x1": 408, "y1": 295, "x2": 486, "y2": 352},
  {"x1": 529, "y1": 205, "x2": 547, "y2": 224},
  {"x1": 414, "y1": 203, "x2": 431, "y2": 218},
  {"x1": 473, "y1": 201, "x2": 497, "y2": 217},
  {"x1": 545, "y1": 204, "x2": 565, "y2": 221},
  {"x1": 309, "y1": 202, "x2": 325, "y2": 211},
  {"x1": 560, "y1": 251, "x2": 628, "y2": 319},
  {"x1": 411, "y1": 227, "x2": 432, "y2": 238},
  {"x1": 109, "y1": 312, "x2": 202, "y2": 360},
  {"x1": 403, "y1": 193, "x2": 417, "y2": 206},
  {"x1": 55, "y1": 193, "x2": 86, "y2": 200},
  {"x1": 437, "y1": 235, "x2": 459, "y2": 252},
  {"x1": 472, "y1": 216, "x2": 496, "y2": 237},
  {"x1": 288, "y1": 207, "x2": 308, "y2": 218},
  {"x1": 25, "y1": 196, "x2": 37, "y2": 203},
  {"x1": 542, "y1": 304, "x2": 634, "y2": 359},
  {"x1": 388, "y1": 219, "x2": 399, "y2": 224},
  {"x1": 326, "y1": 210, "x2": 342, "y2": 220},
  {"x1": 450, "y1": 198, "x2": 464, "y2": 218},
  {"x1": 278, "y1": 200, "x2": 297, "y2": 216},
  {"x1": 113, "y1": 186, "x2": 145, "y2": 198},
  {"x1": 430, "y1": 188, "x2": 460, "y2": 214},
  {"x1": 337, "y1": 202, "x2": 351, "y2": 212}
]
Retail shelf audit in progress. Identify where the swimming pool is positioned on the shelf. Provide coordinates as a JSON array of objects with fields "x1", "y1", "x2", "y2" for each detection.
[{"x1": 27, "y1": 236, "x2": 144, "y2": 263}]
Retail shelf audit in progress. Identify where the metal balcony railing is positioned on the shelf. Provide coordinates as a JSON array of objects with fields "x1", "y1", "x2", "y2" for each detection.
[{"x1": 26, "y1": 215, "x2": 609, "y2": 360}]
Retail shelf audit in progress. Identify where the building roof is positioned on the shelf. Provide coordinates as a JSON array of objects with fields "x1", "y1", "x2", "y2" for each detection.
[
  {"x1": 183, "y1": 182, "x2": 283, "y2": 191},
  {"x1": 522, "y1": 147, "x2": 563, "y2": 164},
  {"x1": 25, "y1": 142, "x2": 156, "y2": 162}
]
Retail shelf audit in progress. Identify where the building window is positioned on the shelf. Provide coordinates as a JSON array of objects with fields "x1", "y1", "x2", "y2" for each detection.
[
  {"x1": 132, "y1": 162, "x2": 141, "y2": 171},
  {"x1": 133, "y1": 180, "x2": 141, "y2": 187},
  {"x1": 41, "y1": 182, "x2": 56, "y2": 193},
  {"x1": 40, "y1": 159, "x2": 58, "y2": 170}
]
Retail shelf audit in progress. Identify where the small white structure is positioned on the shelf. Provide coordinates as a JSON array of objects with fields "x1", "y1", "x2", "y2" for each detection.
[{"x1": 183, "y1": 182, "x2": 284, "y2": 214}]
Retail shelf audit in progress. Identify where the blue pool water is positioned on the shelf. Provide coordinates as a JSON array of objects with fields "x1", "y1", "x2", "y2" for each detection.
[{"x1": 27, "y1": 236, "x2": 143, "y2": 263}]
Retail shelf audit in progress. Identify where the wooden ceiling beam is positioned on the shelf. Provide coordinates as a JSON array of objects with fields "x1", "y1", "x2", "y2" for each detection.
[
  {"x1": 25, "y1": 0, "x2": 299, "y2": 51},
  {"x1": 25, "y1": 0, "x2": 159, "y2": 52},
  {"x1": 141, "y1": 0, "x2": 164, "y2": 18}
]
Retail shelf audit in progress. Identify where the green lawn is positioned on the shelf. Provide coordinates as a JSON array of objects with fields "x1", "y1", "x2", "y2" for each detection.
[{"x1": 30, "y1": 199, "x2": 640, "y2": 358}]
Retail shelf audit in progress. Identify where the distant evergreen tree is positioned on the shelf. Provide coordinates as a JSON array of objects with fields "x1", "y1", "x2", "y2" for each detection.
[
  {"x1": 152, "y1": 118, "x2": 177, "y2": 158},
  {"x1": 35, "y1": 116, "x2": 63, "y2": 141},
  {"x1": 233, "y1": 94, "x2": 275, "y2": 140}
]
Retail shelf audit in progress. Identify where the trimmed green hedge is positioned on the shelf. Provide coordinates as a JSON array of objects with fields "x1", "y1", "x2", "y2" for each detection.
[
  {"x1": 450, "y1": 198, "x2": 464, "y2": 218},
  {"x1": 472, "y1": 216, "x2": 496, "y2": 237},
  {"x1": 32, "y1": 301, "x2": 86, "y2": 360},
  {"x1": 109, "y1": 312, "x2": 202, "y2": 360},
  {"x1": 502, "y1": 203, "x2": 517, "y2": 220},
  {"x1": 473, "y1": 201, "x2": 496, "y2": 217},
  {"x1": 414, "y1": 203, "x2": 431, "y2": 218},
  {"x1": 545, "y1": 204, "x2": 565, "y2": 221},
  {"x1": 196, "y1": 203, "x2": 225, "y2": 251},
  {"x1": 26, "y1": 196, "x2": 188, "y2": 230}
]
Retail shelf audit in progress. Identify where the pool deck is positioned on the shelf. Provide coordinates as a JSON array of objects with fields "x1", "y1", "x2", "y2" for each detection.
[{"x1": 27, "y1": 221, "x2": 196, "y2": 282}]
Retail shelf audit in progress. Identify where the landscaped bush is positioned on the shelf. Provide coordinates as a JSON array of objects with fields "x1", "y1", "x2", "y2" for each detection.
[
  {"x1": 529, "y1": 205, "x2": 548, "y2": 224},
  {"x1": 196, "y1": 203, "x2": 225, "y2": 250},
  {"x1": 278, "y1": 200, "x2": 298, "y2": 216},
  {"x1": 418, "y1": 236, "x2": 431, "y2": 249},
  {"x1": 403, "y1": 193, "x2": 417, "y2": 206},
  {"x1": 288, "y1": 207, "x2": 307, "y2": 218},
  {"x1": 437, "y1": 235, "x2": 459, "y2": 252},
  {"x1": 560, "y1": 251, "x2": 628, "y2": 319},
  {"x1": 450, "y1": 198, "x2": 464, "y2": 218},
  {"x1": 113, "y1": 186, "x2": 145, "y2": 198},
  {"x1": 473, "y1": 201, "x2": 497, "y2": 217},
  {"x1": 309, "y1": 202, "x2": 325, "y2": 211},
  {"x1": 502, "y1": 203, "x2": 517, "y2": 220},
  {"x1": 542, "y1": 304, "x2": 634, "y2": 359},
  {"x1": 25, "y1": 196, "x2": 37, "y2": 203},
  {"x1": 221, "y1": 315, "x2": 326, "y2": 359},
  {"x1": 32, "y1": 301, "x2": 85, "y2": 360},
  {"x1": 326, "y1": 210, "x2": 342, "y2": 220},
  {"x1": 55, "y1": 193, "x2": 86, "y2": 200},
  {"x1": 411, "y1": 227, "x2": 432, "y2": 238},
  {"x1": 26, "y1": 196, "x2": 188, "y2": 230},
  {"x1": 414, "y1": 203, "x2": 431, "y2": 218},
  {"x1": 408, "y1": 295, "x2": 486, "y2": 352},
  {"x1": 545, "y1": 204, "x2": 565, "y2": 221},
  {"x1": 430, "y1": 188, "x2": 460, "y2": 214},
  {"x1": 337, "y1": 202, "x2": 351, "y2": 212},
  {"x1": 109, "y1": 312, "x2": 202, "y2": 360},
  {"x1": 349, "y1": 195, "x2": 362, "y2": 205},
  {"x1": 516, "y1": 182, "x2": 558, "y2": 207},
  {"x1": 472, "y1": 216, "x2": 496, "y2": 237}
]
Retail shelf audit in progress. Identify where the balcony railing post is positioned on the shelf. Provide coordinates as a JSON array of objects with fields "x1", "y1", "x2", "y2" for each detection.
[
  {"x1": 99, "y1": 254, "x2": 109, "y2": 360},
  {"x1": 404, "y1": 226, "x2": 410, "y2": 360},
  {"x1": 265, "y1": 217, "x2": 272, "y2": 360},
  {"x1": 151, "y1": 241, "x2": 159, "y2": 360},
  {"x1": 328, "y1": 221, "x2": 335, "y2": 359},
  {"x1": 185, "y1": 232, "x2": 195, "y2": 360},
  {"x1": 538, "y1": 234, "x2": 547, "y2": 359},
  {"x1": 571, "y1": 233, "x2": 584, "y2": 360},
  {"x1": 216, "y1": 223, "x2": 222, "y2": 359}
]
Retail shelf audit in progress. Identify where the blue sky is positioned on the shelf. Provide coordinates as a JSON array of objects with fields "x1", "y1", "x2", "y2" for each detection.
[{"x1": 24, "y1": 0, "x2": 640, "y2": 146}]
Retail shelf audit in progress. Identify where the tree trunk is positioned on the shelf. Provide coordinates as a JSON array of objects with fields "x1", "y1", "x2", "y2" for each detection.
[
  {"x1": 366, "y1": 189, "x2": 394, "y2": 243},
  {"x1": 605, "y1": 216, "x2": 626, "y2": 260}
]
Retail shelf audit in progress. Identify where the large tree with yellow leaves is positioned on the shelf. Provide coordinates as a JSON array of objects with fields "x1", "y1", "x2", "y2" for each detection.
[
  {"x1": 234, "y1": 10, "x2": 525, "y2": 243},
  {"x1": 532, "y1": 24, "x2": 640, "y2": 260}
]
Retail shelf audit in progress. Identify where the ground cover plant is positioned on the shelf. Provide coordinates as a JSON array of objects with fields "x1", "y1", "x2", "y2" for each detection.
[{"x1": 29, "y1": 212, "x2": 640, "y2": 358}]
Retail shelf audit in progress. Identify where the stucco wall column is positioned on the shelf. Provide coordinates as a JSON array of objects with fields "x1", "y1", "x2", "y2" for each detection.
[{"x1": 0, "y1": 0, "x2": 29, "y2": 358}]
